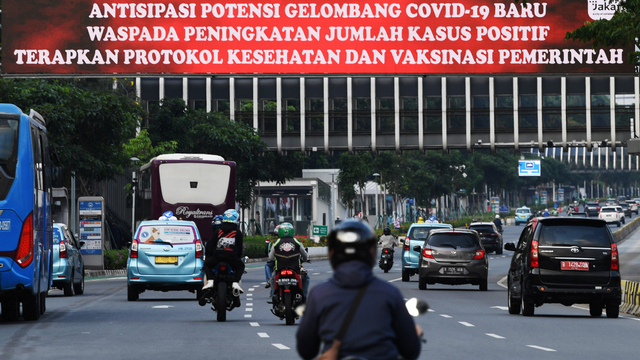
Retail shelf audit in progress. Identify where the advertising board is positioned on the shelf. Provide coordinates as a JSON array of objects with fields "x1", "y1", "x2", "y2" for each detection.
[
  {"x1": 2, "y1": 0, "x2": 633, "y2": 75},
  {"x1": 518, "y1": 160, "x2": 541, "y2": 177}
]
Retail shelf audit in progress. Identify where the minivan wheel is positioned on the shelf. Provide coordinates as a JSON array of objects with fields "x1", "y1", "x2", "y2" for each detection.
[
  {"x1": 605, "y1": 301, "x2": 619, "y2": 318},
  {"x1": 63, "y1": 273, "x2": 74, "y2": 296},
  {"x1": 73, "y1": 268, "x2": 85, "y2": 295},
  {"x1": 589, "y1": 302, "x2": 603, "y2": 317},
  {"x1": 418, "y1": 277, "x2": 427, "y2": 290},
  {"x1": 402, "y1": 269, "x2": 410, "y2": 282},
  {"x1": 479, "y1": 278, "x2": 488, "y2": 291},
  {"x1": 496, "y1": 244, "x2": 503, "y2": 255},
  {"x1": 507, "y1": 286, "x2": 521, "y2": 315},
  {"x1": 127, "y1": 284, "x2": 139, "y2": 301},
  {"x1": 617, "y1": 221, "x2": 621, "y2": 227},
  {"x1": 522, "y1": 295, "x2": 535, "y2": 316}
]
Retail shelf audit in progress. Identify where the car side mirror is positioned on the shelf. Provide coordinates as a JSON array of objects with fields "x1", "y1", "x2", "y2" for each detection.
[
  {"x1": 79, "y1": 241, "x2": 85, "y2": 248},
  {"x1": 413, "y1": 245, "x2": 422, "y2": 252},
  {"x1": 504, "y1": 243, "x2": 516, "y2": 251}
]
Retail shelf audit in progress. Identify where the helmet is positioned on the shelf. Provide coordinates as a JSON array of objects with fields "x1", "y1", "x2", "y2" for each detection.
[
  {"x1": 418, "y1": 217, "x2": 424, "y2": 223},
  {"x1": 222, "y1": 209, "x2": 239, "y2": 223},
  {"x1": 212, "y1": 215, "x2": 223, "y2": 228},
  {"x1": 383, "y1": 226, "x2": 391, "y2": 235},
  {"x1": 278, "y1": 222, "x2": 295, "y2": 238},
  {"x1": 495, "y1": 214, "x2": 500, "y2": 219},
  {"x1": 327, "y1": 219, "x2": 377, "y2": 269}
]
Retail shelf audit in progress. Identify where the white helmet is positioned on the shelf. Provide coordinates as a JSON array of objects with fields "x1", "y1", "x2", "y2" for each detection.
[{"x1": 495, "y1": 214, "x2": 500, "y2": 219}]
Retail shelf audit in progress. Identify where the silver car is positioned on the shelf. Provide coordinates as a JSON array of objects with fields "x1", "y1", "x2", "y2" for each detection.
[{"x1": 415, "y1": 229, "x2": 489, "y2": 291}]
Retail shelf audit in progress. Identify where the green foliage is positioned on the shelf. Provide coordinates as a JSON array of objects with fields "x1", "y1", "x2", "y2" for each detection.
[
  {"x1": 104, "y1": 248, "x2": 128, "y2": 270},
  {"x1": 123, "y1": 129, "x2": 177, "y2": 164},
  {"x1": 564, "y1": 0, "x2": 640, "y2": 64},
  {"x1": 0, "y1": 79, "x2": 142, "y2": 186}
]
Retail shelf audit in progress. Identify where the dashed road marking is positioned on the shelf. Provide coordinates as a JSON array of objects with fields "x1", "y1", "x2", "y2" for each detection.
[
  {"x1": 491, "y1": 306, "x2": 509, "y2": 311},
  {"x1": 246, "y1": 308, "x2": 253, "y2": 312},
  {"x1": 312, "y1": 273, "x2": 321, "y2": 275},
  {"x1": 253, "y1": 285, "x2": 260, "y2": 288},
  {"x1": 440, "y1": 314, "x2": 452, "y2": 318},
  {"x1": 273, "y1": 344, "x2": 290, "y2": 350},
  {"x1": 247, "y1": 303, "x2": 253, "y2": 306},
  {"x1": 250, "y1": 322, "x2": 260, "y2": 327},
  {"x1": 527, "y1": 345, "x2": 556, "y2": 352},
  {"x1": 427, "y1": 309, "x2": 435, "y2": 312},
  {"x1": 152, "y1": 305, "x2": 174, "y2": 309},
  {"x1": 249, "y1": 288, "x2": 255, "y2": 291},
  {"x1": 486, "y1": 333, "x2": 505, "y2": 339},
  {"x1": 459, "y1": 322, "x2": 474, "y2": 327},
  {"x1": 388, "y1": 278, "x2": 402, "y2": 282},
  {"x1": 258, "y1": 332, "x2": 269, "y2": 338},
  {"x1": 245, "y1": 314, "x2": 252, "y2": 318}
]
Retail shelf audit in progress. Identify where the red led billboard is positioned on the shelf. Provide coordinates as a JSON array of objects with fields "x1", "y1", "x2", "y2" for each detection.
[{"x1": 1, "y1": 0, "x2": 634, "y2": 75}]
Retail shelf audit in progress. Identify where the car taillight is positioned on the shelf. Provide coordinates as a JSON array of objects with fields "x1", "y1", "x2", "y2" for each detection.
[
  {"x1": 422, "y1": 248, "x2": 434, "y2": 259},
  {"x1": 130, "y1": 240, "x2": 138, "y2": 258},
  {"x1": 530, "y1": 240, "x2": 539, "y2": 268},
  {"x1": 195, "y1": 240, "x2": 203, "y2": 259},
  {"x1": 611, "y1": 243, "x2": 619, "y2": 270},
  {"x1": 473, "y1": 249, "x2": 485, "y2": 260},
  {"x1": 15, "y1": 212, "x2": 34, "y2": 268},
  {"x1": 404, "y1": 237, "x2": 410, "y2": 251},
  {"x1": 60, "y1": 240, "x2": 68, "y2": 259},
  {"x1": 597, "y1": 206, "x2": 601, "y2": 210}
]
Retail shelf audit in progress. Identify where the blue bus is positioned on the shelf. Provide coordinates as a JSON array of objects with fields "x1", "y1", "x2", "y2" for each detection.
[{"x1": 0, "y1": 104, "x2": 56, "y2": 321}]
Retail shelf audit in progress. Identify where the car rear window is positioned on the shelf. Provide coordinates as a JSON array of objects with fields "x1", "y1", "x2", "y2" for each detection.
[
  {"x1": 53, "y1": 227, "x2": 62, "y2": 244},
  {"x1": 516, "y1": 209, "x2": 531, "y2": 214},
  {"x1": 470, "y1": 225, "x2": 494, "y2": 233},
  {"x1": 586, "y1": 202, "x2": 598, "y2": 206},
  {"x1": 137, "y1": 225, "x2": 196, "y2": 244},
  {"x1": 538, "y1": 224, "x2": 611, "y2": 247},
  {"x1": 428, "y1": 234, "x2": 480, "y2": 248},
  {"x1": 601, "y1": 207, "x2": 615, "y2": 213},
  {"x1": 409, "y1": 226, "x2": 451, "y2": 240}
]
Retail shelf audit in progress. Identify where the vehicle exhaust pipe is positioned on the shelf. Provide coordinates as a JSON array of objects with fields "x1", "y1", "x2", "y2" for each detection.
[{"x1": 232, "y1": 287, "x2": 241, "y2": 297}]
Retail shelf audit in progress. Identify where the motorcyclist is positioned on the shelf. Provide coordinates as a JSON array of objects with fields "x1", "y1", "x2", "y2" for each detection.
[
  {"x1": 493, "y1": 214, "x2": 503, "y2": 233},
  {"x1": 264, "y1": 225, "x2": 279, "y2": 289},
  {"x1": 268, "y1": 222, "x2": 310, "y2": 301},
  {"x1": 296, "y1": 219, "x2": 422, "y2": 360},
  {"x1": 378, "y1": 226, "x2": 397, "y2": 249},
  {"x1": 543, "y1": 208, "x2": 550, "y2": 217},
  {"x1": 202, "y1": 209, "x2": 245, "y2": 304}
]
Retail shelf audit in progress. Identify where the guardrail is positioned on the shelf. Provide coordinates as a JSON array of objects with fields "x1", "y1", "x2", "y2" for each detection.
[{"x1": 621, "y1": 280, "x2": 640, "y2": 316}]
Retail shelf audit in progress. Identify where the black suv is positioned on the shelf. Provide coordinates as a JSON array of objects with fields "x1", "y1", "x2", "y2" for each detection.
[
  {"x1": 504, "y1": 217, "x2": 621, "y2": 318},
  {"x1": 584, "y1": 202, "x2": 601, "y2": 217}
]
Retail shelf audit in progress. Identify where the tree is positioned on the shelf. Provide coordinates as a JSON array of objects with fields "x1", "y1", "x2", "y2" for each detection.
[
  {"x1": 564, "y1": 0, "x2": 640, "y2": 64},
  {"x1": 0, "y1": 78, "x2": 142, "y2": 195},
  {"x1": 337, "y1": 151, "x2": 372, "y2": 216}
]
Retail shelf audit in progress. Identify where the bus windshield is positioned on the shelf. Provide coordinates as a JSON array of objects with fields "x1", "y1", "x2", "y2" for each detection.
[
  {"x1": 0, "y1": 118, "x2": 19, "y2": 179},
  {"x1": 159, "y1": 162, "x2": 231, "y2": 205}
]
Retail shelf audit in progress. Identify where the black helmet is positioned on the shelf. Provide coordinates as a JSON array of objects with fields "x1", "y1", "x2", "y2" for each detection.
[
  {"x1": 327, "y1": 219, "x2": 377, "y2": 268},
  {"x1": 383, "y1": 226, "x2": 391, "y2": 235}
]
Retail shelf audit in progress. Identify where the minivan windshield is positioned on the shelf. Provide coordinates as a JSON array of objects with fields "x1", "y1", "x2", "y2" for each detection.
[
  {"x1": 409, "y1": 225, "x2": 451, "y2": 240},
  {"x1": 428, "y1": 234, "x2": 479, "y2": 248},
  {"x1": 137, "y1": 225, "x2": 197, "y2": 245},
  {"x1": 538, "y1": 224, "x2": 610, "y2": 247}
]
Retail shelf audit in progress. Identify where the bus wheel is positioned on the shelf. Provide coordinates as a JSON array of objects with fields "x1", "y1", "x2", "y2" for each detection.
[{"x1": 23, "y1": 290, "x2": 41, "y2": 321}]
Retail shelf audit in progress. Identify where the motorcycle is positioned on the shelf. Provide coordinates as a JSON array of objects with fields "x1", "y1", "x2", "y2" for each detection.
[
  {"x1": 271, "y1": 266, "x2": 305, "y2": 325},
  {"x1": 379, "y1": 248, "x2": 394, "y2": 273},
  {"x1": 199, "y1": 261, "x2": 241, "y2": 322}
]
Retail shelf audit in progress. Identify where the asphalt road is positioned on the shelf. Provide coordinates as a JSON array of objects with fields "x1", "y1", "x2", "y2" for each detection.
[{"x1": 1, "y1": 221, "x2": 639, "y2": 360}]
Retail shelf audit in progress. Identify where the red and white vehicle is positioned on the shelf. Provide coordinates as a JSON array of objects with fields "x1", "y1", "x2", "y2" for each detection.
[{"x1": 598, "y1": 206, "x2": 622, "y2": 227}]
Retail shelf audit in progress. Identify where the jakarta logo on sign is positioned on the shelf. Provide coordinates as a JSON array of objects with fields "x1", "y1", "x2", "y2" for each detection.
[
  {"x1": 518, "y1": 160, "x2": 541, "y2": 177},
  {"x1": 1, "y1": 0, "x2": 633, "y2": 75}
]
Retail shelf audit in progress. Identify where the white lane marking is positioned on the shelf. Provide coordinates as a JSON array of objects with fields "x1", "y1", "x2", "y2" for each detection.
[
  {"x1": 502, "y1": 255, "x2": 507, "y2": 258},
  {"x1": 497, "y1": 276, "x2": 508, "y2": 289},
  {"x1": 152, "y1": 305, "x2": 174, "y2": 309},
  {"x1": 246, "y1": 308, "x2": 253, "y2": 312},
  {"x1": 249, "y1": 288, "x2": 255, "y2": 291},
  {"x1": 261, "y1": 282, "x2": 267, "y2": 284},
  {"x1": 258, "y1": 332, "x2": 270, "y2": 338},
  {"x1": 253, "y1": 285, "x2": 260, "y2": 288},
  {"x1": 459, "y1": 322, "x2": 475, "y2": 327},
  {"x1": 486, "y1": 333, "x2": 505, "y2": 339},
  {"x1": 312, "y1": 273, "x2": 321, "y2": 275},
  {"x1": 388, "y1": 278, "x2": 402, "y2": 282},
  {"x1": 250, "y1": 322, "x2": 260, "y2": 327},
  {"x1": 326, "y1": 271, "x2": 332, "y2": 273},
  {"x1": 247, "y1": 303, "x2": 254, "y2": 306},
  {"x1": 527, "y1": 345, "x2": 556, "y2": 352},
  {"x1": 244, "y1": 314, "x2": 252, "y2": 318},
  {"x1": 440, "y1": 314, "x2": 452, "y2": 318},
  {"x1": 491, "y1": 306, "x2": 509, "y2": 311},
  {"x1": 272, "y1": 344, "x2": 290, "y2": 350},
  {"x1": 428, "y1": 309, "x2": 435, "y2": 312}
]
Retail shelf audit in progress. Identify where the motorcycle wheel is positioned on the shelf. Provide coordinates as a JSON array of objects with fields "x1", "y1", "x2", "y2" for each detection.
[
  {"x1": 216, "y1": 282, "x2": 227, "y2": 322},
  {"x1": 284, "y1": 292, "x2": 294, "y2": 325}
]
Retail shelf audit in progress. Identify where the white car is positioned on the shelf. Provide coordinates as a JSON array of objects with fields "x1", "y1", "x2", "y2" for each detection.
[
  {"x1": 615, "y1": 205, "x2": 626, "y2": 224},
  {"x1": 599, "y1": 206, "x2": 622, "y2": 227}
]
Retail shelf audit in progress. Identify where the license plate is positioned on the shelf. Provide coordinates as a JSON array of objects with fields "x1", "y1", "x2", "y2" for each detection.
[
  {"x1": 278, "y1": 278, "x2": 297, "y2": 285},
  {"x1": 560, "y1": 261, "x2": 589, "y2": 271},
  {"x1": 442, "y1": 267, "x2": 465, "y2": 275},
  {"x1": 155, "y1": 256, "x2": 178, "y2": 264}
]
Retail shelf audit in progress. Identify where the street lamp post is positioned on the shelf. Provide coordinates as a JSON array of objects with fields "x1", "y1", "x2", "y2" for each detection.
[
  {"x1": 373, "y1": 173, "x2": 381, "y2": 228},
  {"x1": 130, "y1": 157, "x2": 140, "y2": 237},
  {"x1": 329, "y1": 172, "x2": 338, "y2": 233}
]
